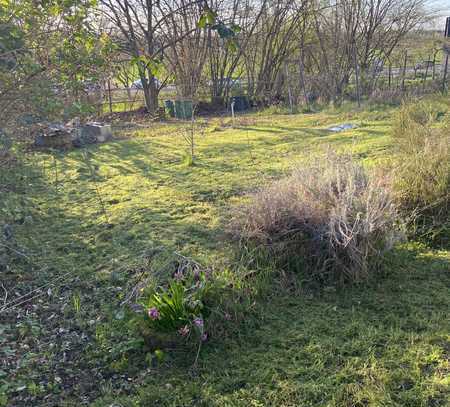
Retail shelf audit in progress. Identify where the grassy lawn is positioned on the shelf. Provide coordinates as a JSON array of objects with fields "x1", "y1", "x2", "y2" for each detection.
[{"x1": 1, "y1": 103, "x2": 449, "y2": 406}]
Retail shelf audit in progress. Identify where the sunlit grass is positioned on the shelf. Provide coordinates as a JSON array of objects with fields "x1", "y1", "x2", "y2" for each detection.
[{"x1": 1, "y1": 101, "x2": 449, "y2": 406}]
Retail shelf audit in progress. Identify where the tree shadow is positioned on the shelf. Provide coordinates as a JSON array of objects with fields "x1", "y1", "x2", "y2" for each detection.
[{"x1": 132, "y1": 244, "x2": 450, "y2": 406}]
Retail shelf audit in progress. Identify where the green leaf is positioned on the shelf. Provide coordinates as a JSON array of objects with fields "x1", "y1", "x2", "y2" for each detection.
[
  {"x1": 198, "y1": 9, "x2": 217, "y2": 28},
  {"x1": 227, "y1": 40, "x2": 238, "y2": 53},
  {"x1": 230, "y1": 24, "x2": 241, "y2": 34},
  {"x1": 154, "y1": 349, "x2": 165, "y2": 362},
  {"x1": 206, "y1": 9, "x2": 217, "y2": 24},
  {"x1": 198, "y1": 14, "x2": 208, "y2": 29}
]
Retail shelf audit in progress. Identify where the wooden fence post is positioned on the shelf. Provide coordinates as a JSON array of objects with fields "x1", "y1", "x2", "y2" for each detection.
[
  {"x1": 401, "y1": 50, "x2": 408, "y2": 92},
  {"x1": 442, "y1": 54, "x2": 449, "y2": 93},
  {"x1": 422, "y1": 54, "x2": 430, "y2": 91},
  {"x1": 432, "y1": 52, "x2": 437, "y2": 80},
  {"x1": 107, "y1": 79, "x2": 113, "y2": 113}
]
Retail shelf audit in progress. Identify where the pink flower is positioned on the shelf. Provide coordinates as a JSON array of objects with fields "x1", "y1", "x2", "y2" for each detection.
[
  {"x1": 178, "y1": 325, "x2": 190, "y2": 337},
  {"x1": 200, "y1": 332, "x2": 208, "y2": 342},
  {"x1": 193, "y1": 317, "x2": 203, "y2": 327},
  {"x1": 148, "y1": 307, "x2": 160, "y2": 320}
]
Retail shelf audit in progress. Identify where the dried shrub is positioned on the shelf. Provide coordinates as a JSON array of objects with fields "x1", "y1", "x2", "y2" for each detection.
[
  {"x1": 230, "y1": 154, "x2": 403, "y2": 283},
  {"x1": 391, "y1": 101, "x2": 450, "y2": 244},
  {"x1": 369, "y1": 89, "x2": 405, "y2": 105}
]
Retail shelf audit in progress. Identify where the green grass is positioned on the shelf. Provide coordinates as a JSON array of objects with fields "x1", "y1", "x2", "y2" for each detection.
[
  {"x1": 1, "y1": 102, "x2": 449, "y2": 406},
  {"x1": 99, "y1": 246, "x2": 450, "y2": 407}
]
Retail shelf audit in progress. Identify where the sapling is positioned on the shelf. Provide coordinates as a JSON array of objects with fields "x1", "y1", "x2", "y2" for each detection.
[{"x1": 182, "y1": 104, "x2": 200, "y2": 166}]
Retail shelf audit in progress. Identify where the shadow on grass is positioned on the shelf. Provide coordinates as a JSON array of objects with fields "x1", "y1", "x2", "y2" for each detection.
[
  {"x1": 117, "y1": 244, "x2": 450, "y2": 407},
  {"x1": 3, "y1": 126, "x2": 449, "y2": 406}
]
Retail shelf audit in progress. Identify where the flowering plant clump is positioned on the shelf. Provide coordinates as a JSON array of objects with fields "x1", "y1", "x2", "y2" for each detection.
[{"x1": 143, "y1": 261, "x2": 213, "y2": 342}]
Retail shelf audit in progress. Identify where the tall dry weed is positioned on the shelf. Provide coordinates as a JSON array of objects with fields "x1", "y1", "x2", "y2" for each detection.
[{"x1": 230, "y1": 153, "x2": 402, "y2": 283}]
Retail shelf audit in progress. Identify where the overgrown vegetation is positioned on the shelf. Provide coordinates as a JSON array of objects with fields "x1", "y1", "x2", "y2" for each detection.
[
  {"x1": 1, "y1": 0, "x2": 450, "y2": 404},
  {"x1": 0, "y1": 0, "x2": 114, "y2": 126},
  {"x1": 1, "y1": 96, "x2": 449, "y2": 406},
  {"x1": 391, "y1": 100, "x2": 450, "y2": 244},
  {"x1": 230, "y1": 153, "x2": 402, "y2": 283},
  {"x1": 2, "y1": 0, "x2": 446, "y2": 126}
]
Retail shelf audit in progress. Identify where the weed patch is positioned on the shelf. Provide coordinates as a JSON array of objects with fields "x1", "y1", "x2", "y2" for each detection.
[
  {"x1": 230, "y1": 153, "x2": 403, "y2": 283},
  {"x1": 391, "y1": 100, "x2": 450, "y2": 245}
]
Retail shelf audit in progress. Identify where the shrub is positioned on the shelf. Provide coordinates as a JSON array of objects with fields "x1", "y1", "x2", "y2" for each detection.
[
  {"x1": 368, "y1": 89, "x2": 404, "y2": 106},
  {"x1": 391, "y1": 101, "x2": 450, "y2": 244},
  {"x1": 230, "y1": 153, "x2": 402, "y2": 283},
  {"x1": 123, "y1": 249, "x2": 251, "y2": 356}
]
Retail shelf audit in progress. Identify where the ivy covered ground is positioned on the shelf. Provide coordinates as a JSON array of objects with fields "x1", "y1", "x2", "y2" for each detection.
[{"x1": 1, "y1": 104, "x2": 449, "y2": 406}]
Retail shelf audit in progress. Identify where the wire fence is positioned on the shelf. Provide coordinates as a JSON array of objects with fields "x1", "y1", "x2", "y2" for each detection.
[{"x1": 94, "y1": 52, "x2": 450, "y2": 114}]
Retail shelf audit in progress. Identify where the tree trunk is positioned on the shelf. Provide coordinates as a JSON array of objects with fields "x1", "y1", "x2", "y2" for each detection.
[{"x1": 139, "y1": 71, "x2": 159, "y2": 114}]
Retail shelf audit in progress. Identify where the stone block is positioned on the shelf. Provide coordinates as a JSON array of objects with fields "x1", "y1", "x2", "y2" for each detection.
[{"x1": 81, "y1": 122, "x2": 112, "y2": 143}]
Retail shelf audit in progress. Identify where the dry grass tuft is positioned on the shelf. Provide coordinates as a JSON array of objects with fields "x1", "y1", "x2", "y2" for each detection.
[
  {"x1": 230, "y1": 153, "x2": 403, "y2": 283},
  {"x1": 391, "y1": 101, "x2": 450, "y2": 244}
]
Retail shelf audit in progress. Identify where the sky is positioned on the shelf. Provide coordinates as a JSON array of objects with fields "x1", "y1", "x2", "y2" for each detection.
[
  {"x1": 427, "y1": 1, "x2": 450, "y2": 30},
  {"x1": 430, "y1": 1, "x2": 450, "y2": 15},
  {"x1": 431, "y1": 0, "x2": 450, "y2": 11}
]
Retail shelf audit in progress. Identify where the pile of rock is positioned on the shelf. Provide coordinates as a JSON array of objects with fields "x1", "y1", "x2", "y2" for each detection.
[
  {"x1": 34, "y1": 122, "x2": 112, "y2": 149},
  {"x1": 34, "y1": 124, "x2": 73, "y2": 149}
]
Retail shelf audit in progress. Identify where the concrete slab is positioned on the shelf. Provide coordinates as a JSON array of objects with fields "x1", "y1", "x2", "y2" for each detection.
[{"x1": 81, "y1": 122, "x2": 112, "y2": 143}]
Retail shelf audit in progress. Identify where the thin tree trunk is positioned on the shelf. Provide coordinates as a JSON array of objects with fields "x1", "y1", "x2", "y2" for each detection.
[
  {"x1": 401, "y1": 51, "x2": 408, "y2": 92},
  {"x1": 299, "y1": 54, "x2": 308, "y2": 107},
  {"x1": 388, "y1": 63, "x2": 392, "y2": 89},
  {"x1": 107, "y1": 79, "x2": 113, "y2": 113},
  {"x1": 285, "y1": 64, "x2": 293, "y2": 113},
  {"x1": 353, "y1": 44, "x2": 361, "y2": 107}
]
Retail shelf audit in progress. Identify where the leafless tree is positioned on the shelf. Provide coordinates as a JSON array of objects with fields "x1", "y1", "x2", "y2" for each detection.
[
  {"x1": 161, "y1": 0, "x2": 210, "y2": 98},
  {"x1": 301, "y1": 0, "x2": 429, "y2": 102},
  {"x1": 356, "y1": 0, "x2": 429, "y2": 93},
  {"x1": 242, "y1": 0, "x2": 309, "y2": 104},
  {"x1": 207, "y1": 0, "x2": 268, "y2": 104},
  {"x1": 98, "y1": 0, "x2": 206, "y2": 113}
]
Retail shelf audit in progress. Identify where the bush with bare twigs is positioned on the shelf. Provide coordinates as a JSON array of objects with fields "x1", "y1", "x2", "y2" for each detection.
[{"x1": 230, "y1": 154, "x2": 403, "y2": 283}]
